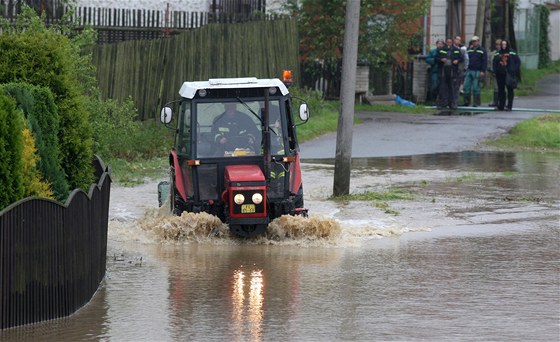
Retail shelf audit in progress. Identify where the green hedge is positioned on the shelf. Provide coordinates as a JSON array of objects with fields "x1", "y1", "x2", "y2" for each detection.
[
  {"x1": 537, "y1": 5, "x2": 551, "y2": 69},
  {"x1": 0, "y1": 25, "x2": 93, "y2": 191},
  {"x1": 0, "y1": 93, "x2": 24, "y2": 209},
  {"x1": 1, "y1": 83, "x2": 69, "y2": 200}
]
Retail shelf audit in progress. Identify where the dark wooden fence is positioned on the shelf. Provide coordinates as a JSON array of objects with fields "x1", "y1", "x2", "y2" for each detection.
[
  {"x1": 72, "y1": 6, "x2": 211, "y2": 44},
  {"x1": 91, "y1": 18, "x2": 300, "y2": 120},
  {"x1": 0, "y1": 0, "x2": 65, "y2": 23},
  {"x1": 74, "y1": 7, "x2": 284, "y2": 44},
  {"x1": 0, "y1": 156, "x2": 111, "y2": 329},
  {"x1": 299, "y1": 60, "x2": 414, "y2": 100}
]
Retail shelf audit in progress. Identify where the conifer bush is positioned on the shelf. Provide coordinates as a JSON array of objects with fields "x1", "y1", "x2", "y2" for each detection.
[
  {"x1": 21, "y1": 128, "x2": 55, "y2": 199},
  {"x1": 1, "y1": 83, "x2": 69, "y2": 200},
  {"x1": 0, "y1": 8, "x2": 93, "y2": 192},
  {"x1": 0, "y1": 94, "x2": 24, "y2": 209}
]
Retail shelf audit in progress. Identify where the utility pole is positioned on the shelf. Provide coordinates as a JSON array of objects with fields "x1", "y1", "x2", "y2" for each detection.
[
  {"x1": 483, "y1": 0, "x2": 492, "y2": 52},
  {"x1": 333, "y1": 0, "x2": 360, "y2": 197}
]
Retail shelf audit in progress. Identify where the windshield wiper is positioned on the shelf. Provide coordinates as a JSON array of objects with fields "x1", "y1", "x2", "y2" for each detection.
[{"x1": 236, "y1": 96, "x2": 278, "y2": 136}]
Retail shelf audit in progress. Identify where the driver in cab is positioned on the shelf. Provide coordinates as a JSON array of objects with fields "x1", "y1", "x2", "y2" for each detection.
[{"x1": 211, "y1": 102, "x2": 259, "y2": 155}]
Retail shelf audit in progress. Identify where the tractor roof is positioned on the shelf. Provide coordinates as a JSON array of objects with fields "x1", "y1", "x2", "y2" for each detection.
[{"x1": 179, "y1": 77, "x2": 289, "y2": 99}]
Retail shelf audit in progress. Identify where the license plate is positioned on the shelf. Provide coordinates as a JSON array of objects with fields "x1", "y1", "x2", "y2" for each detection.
[{"x1": 241, "y1": 204, "x2": 255, "y2": 213}]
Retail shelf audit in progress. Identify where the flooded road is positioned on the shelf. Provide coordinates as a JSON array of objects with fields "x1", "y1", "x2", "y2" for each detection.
[{"x1": 2, "y1": 151, "x2": 558, "y2": 341}]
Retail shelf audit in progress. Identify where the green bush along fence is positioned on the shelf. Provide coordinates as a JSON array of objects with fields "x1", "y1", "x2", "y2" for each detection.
[
  {"x1": 92, "y1": 18, "x2": 299, "y2": 120},
  {"x1": 1, "y1": 83, "x2": 69, "y2": 201}
]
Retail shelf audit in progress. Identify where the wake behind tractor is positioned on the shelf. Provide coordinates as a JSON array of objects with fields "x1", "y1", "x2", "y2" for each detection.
[{"x1": 158, "y1": 75, "x2": 310, "y2": 237}]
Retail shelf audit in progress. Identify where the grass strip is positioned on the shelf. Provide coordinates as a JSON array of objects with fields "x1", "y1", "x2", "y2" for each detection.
[
  {"x1": 488, "y1": 114, "x2": 560, "y2": 150},
  {"x1": 330, "y1": 189, "x2": 414, "y2": 201}
]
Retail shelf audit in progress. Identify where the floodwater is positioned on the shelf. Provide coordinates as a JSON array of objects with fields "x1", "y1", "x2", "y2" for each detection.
[{"x1": 2, "y1": 151, "x2": 559, "y2": 341}]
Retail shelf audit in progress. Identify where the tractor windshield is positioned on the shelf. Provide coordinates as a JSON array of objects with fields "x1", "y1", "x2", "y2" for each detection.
[{"x1": 195, "y1": 99, "x2": 286, "y2": 158}]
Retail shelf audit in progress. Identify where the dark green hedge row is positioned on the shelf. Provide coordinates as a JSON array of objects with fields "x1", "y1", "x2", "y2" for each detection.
[
  {"x1": 0, "y1": 24, "x2": 94, "y2": 193},
  {"x1": 1, "y1": 83, "x2": 69, "y2": 200},
  {"x1": 0, "y1": 93, "x2": 24, "y2": 209},
  {"x1": 537, "y1": 5, "x2": 551, "y2": 69}
]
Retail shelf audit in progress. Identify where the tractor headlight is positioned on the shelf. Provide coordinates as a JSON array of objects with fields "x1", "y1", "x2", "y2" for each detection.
[
  {"x1": 234, "y1": 194, "x2": 245, "y2": 205},
  {"x1": 252, "y1": 193, "x2": 263, "y2": 205}
]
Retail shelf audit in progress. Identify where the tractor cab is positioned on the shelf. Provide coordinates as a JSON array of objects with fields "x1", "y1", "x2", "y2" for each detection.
[{"x1": 158, "y1": 77, "x2": 309, "y2": 237}]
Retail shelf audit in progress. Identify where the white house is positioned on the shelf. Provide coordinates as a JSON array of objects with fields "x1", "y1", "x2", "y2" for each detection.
[
  {"x1": 74, "y1": 0, "x2": 286, "y2": 15},
  {"x1": 549, "y1": 3, "x2": 560, "y2": 61},
  {"x1": 427, "y1": 0, "x2": 479, "y2": 48}
]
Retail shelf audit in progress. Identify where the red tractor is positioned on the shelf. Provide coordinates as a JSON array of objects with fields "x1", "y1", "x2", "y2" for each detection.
[{"x1": 158, "y1": 76, "x2": 309, "y2": 237}]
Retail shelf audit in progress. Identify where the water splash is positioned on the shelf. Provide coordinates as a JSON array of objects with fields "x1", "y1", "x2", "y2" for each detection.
[
  {"x1": 140, "y1": 211, "x2": 230, "y2": 242},
  {"x1": 136, "y1": 207, "x2": 342, "y2": 245},
  {"x1": 113, "y1": 194, "x2": 420, "y2": 246},
  {"x1": 265, "y1": 215, "x2": 341, "y2": 241}
]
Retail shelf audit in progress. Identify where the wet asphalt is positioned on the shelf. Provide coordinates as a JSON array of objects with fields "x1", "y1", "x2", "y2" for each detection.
[{"x1": 300, "y1": 73, "x2": 560, "y2": 159}]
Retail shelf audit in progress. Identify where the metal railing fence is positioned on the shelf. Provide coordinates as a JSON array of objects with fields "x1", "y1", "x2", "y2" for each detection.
[{"x1": 0, "y1": 156, "x2": 111, "y2": 329}]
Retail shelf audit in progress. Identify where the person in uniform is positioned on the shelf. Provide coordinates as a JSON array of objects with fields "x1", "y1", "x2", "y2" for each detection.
[
  {"x1": 426, "y1": 39, "x2": 445, "y2": 103},
  {"x1": 493, "y1": 40, "x2": 521, "y2": 111},
  {"x1": 462, "y1": 36, "x2": 487, "y2": 107},
  {"x1": 212, "y1": 102, "x2": 259, "y2": 154},
  {"x1": 435, "y1": 38, "x2": 464, "y2": 110},
  {"x1": 487, "y1": 39, "x2": 503, "y2": 107}
]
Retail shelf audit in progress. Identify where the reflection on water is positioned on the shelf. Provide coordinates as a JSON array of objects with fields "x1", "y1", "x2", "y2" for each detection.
[
  {"x1": 1, "y1": 151, "x2": 558, "y2": 341},
  {"x1": 232, "y1": 269, "x2": 245, "y2": 339},
  {"x1": 248, "y1": 270, "x2": 264, "y2": 340},
  {"x1": 304, "y1": 150, "x2": 520, "y2": 172},
  {"x1": 231, "y1": 268, "x2": 264, "y2": 342}
]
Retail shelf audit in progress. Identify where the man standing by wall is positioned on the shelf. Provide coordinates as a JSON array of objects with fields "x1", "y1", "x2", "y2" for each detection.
[
  {"x1": 462, "y1": 36, "x2": 487, "y2": 107},
  {"x1": 426, "y1": 39, "x2": 445, "y2": 103},
  {"x1": 436, "y1": 38, "x2": 464, "y2": 110},
  {"x1": 454, "y1": 35, "x2": 468, "y2": 104},
  {"x1": 487, "y1": 39, "x2": 502, "y2": 107}
]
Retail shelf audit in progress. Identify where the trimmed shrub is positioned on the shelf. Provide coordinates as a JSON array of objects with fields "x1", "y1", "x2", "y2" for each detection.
[
  {"x1": 2, "y1": 83, "x2": 69, "y2": 200},
  {"x1": 0, "y1": 13, "x2": 93, "y2": 191},
  {"x1": 21, "y1": 128, "x2": 55, "y2": 199},
  {"x1": 0, "y1": 94, "x2": 25, "y2": 209}
]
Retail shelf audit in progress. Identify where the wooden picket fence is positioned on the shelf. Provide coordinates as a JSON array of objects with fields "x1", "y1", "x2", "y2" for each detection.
[{"x1": 91, "y1": 18, "x2": 300, "y2": 120}]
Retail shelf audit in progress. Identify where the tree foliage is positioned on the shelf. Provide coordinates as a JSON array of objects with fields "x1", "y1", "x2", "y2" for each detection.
[
  {"x1": 88, "y1": 96, "x2": 142, "y2": 160},
  {"x1": 1, "y1": 83, "x2": 69, "y2": 200},
  {"x1": 289, "y1": 0, "x2": 427, "y2": 66},
  {"x1": 21, "y1": 127, "x2": 55, "y2": 199},
  {"x1": 0, "y1": 94, "x2": 24, "y2": 209},
  {"x1": 537, "y1": 5, "x2": 551, "y2": 69},
  {"x1": 0, "y1": 6, "x2": 94, "y2": 192}
]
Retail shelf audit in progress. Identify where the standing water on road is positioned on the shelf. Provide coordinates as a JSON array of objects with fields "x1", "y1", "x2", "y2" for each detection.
[{"x1": 1, "y1": 151, "x2": 558, "y2": 341}]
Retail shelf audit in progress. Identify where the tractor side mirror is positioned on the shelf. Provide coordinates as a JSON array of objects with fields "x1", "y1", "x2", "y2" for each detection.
[
  {"x1": 160, "y1": 107, "x2": 173, "y2": 124},
  {"x1": 299, "y1": 103, "x2": 310, "y2": 122}
]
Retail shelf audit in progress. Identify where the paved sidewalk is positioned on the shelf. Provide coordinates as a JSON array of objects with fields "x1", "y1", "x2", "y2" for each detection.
[
  {"x1": 300, "y1": 74, "x2": 560, "y2": 159},
  {"x1": 514, "y1": 73, "x2": 560, "y2": 110}
]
